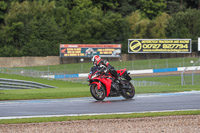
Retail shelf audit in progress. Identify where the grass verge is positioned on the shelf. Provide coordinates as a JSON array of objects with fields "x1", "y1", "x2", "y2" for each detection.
[
  {"x1": 0, "y1": 110, "x2": 200, "y2": 124},
  {"x1": 0, "y1": 73, "x2": 200, "y2": 100}
]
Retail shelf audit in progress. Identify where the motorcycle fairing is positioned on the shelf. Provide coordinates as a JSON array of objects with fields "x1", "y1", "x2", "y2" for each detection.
[
  {"x1": 117, "y1": 68, "x2": 126, "y2": 76},
  {"x1": 90, "y1": 82, "x2": 101, "y2": 90},
  {"x1": 98, "y1": 78, "x2": 112, "y2": 96}
]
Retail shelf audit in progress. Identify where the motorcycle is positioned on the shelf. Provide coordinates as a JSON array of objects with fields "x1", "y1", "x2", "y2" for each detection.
[{"x1": 88, "y1": 66, "x2": 135, "y2": 101}]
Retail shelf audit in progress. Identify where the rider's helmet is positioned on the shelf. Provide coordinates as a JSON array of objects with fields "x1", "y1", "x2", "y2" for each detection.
[{"x1": 91, "y1": 55, "x2": 101, "y2": 66}]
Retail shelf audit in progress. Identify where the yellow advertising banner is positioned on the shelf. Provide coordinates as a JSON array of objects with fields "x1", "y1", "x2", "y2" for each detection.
[{"x1": 128, "y1": 39, "x2": 191, "y2": 53}]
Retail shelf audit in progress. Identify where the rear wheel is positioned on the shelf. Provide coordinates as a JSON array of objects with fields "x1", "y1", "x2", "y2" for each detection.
[
  {"x1": 121, "y1": 81, "x2": 135, "y2": 99},
  {"x1": 90, "y1": 84, "x2": 106, "y2": 101}
]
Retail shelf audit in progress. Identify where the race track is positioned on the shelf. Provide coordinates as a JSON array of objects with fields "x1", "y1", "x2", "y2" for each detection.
[{"x1": 0, "y1": 91, "x2": 200, "y2": 119}]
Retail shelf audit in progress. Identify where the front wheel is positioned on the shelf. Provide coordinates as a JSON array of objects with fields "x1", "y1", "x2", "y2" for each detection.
[
  {"x1": 120, "y1": 81, "x2": 135, "y2": 99},
  {"x1": 90, "y1": 84, "x2": 106, "y2": 101}
]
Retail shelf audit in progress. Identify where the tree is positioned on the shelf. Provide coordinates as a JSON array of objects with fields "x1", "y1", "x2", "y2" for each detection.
[
  {"x1": 126, "y1": 10, "x2": 169, "y2": 39},
  {"x1": 0, "y1": 1, "x2": 8, "y2": 24},
  {"x1": 63, "y1": 0, "x2": 104, "y2": 44},
  {"x1": 126, "y1": 10, "x2": 150, "y2": 38},
  {"x1": 91, "y1": 0, "x2": 119, "y2": 13},
  {"x1": 2, "y1": 0, "x2": 63, "y2": 56},
  {"x1": 138, "y1": 0, "x2": 167, "y2": 19},
  {"x1": 166, "y1": 9, "x2": 200, "y2": 51},
  {"x1": 185, "y1": 0, "x2": 200, "y2": 9},
  {"x1": 165, "y1": 0, "x2": 185, "y2": 15},
  {"x1": 147, "y1": 13, "x2": 169, "y2": 38},
  {"x1": 166, "y1": 9, "x2": 200, "y2": 39},
  {"x1": 115, "y1": 0, "x2": 139, "y2": 16}
]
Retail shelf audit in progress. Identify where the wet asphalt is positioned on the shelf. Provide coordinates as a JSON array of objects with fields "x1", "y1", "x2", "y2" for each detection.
[{"x1": 0, "y1": 91, "x2": 200, "y2": 119}]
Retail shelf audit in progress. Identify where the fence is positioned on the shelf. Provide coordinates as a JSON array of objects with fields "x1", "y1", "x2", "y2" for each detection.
[
  {"x1": 60, "y1": 77, "x2": 170, "y2": 87},
  {"x1": 0, "y1": 52, "x2": 199, "y2": 68},
  {"x1": 3, "y1": 57, "x2": 199, "y2": 75},
  {"x1": 181, "y1": 58, "x2": 200, "y2": 85},
  {"x1": 0, "y1": 67, "x2": 54, "y2": 79},
  {"x1": 1, "y1": 57, "x2": 200, "y2": 86},
  {"x1": 0, "y1": 67, "x2": 171, "y2": 87},
  {"x1": 131, "y1": 80, "x2": 170, "y2": 86},
  {"x1": 0, "y1": 57, "x2": 197, "y2": 75}
]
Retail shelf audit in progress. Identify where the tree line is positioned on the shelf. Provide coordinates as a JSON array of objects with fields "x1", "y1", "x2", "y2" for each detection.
[{"x1": 0, "y1": 0, "x2": 200, "y2": 57}]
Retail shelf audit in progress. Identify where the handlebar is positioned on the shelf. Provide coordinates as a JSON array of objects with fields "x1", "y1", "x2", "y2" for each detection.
[{"x1": 90, "y1": 66, "x2": 110, "y2": 76}]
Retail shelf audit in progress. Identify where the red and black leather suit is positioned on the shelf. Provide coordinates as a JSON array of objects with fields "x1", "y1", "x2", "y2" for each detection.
[{"x1": 96, "y1": 59, "x2": 119, "y2": 79}]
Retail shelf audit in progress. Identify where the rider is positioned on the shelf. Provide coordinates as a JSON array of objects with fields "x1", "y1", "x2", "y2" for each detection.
[{"x1": 91, "y1": 55, "x2": 121, "y2": 82}]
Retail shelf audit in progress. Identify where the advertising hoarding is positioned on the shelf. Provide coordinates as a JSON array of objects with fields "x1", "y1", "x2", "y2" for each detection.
[
  {"x1": 60, "y1": 44, "x2": 121, "y2": 57},
  {"x1": 128, "y1": 39, "x2": 191, "y2": 53}
]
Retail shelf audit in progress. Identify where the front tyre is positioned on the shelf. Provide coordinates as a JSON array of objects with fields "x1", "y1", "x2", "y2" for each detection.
[
  {"x1": 90, "y1": 84, "x2": 106, "y2": 101},
  {"x1": 121, "y1": 81, "x2": 135, "y2": 99}
]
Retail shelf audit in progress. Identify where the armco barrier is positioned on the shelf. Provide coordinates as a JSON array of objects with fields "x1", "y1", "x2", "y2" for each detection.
[{"x1": 0, "y1": 78, "x2": 55, "y2": 90}]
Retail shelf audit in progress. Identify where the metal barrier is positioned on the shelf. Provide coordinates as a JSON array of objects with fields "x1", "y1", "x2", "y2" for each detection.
[
  {"x1": 181, "y1": 58, "x2": 200, "y2": 85},
  {"x1": 61, "y1": 77, "x2": 170, "y2": 87},
  {"x1": 0, "y1": 78, "x2": 55, "y2": 90},
  {"x1": 131, "y1": 80, "x2": 170, "y2": 86},
  {"x1": 0, "y1": 67, "x2": 171, "y2": 87}
]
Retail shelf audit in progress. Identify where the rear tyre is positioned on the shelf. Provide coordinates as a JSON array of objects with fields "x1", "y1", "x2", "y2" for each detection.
[
  {"x1": 90, "y1": 84, "x2": 106, "y2": 101},
  {"x1": 121, "y1": 81, "x2": 135, "y2": 99}
]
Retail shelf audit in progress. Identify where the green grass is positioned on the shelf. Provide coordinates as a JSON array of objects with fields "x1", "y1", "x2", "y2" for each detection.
[
  {"x1": 133, "y1": 75, "x2": 200, "y2": 93},
  {"x1": 0, "y1": 110, "x2": 199, "y2": 124},
  {"x1": 14, "y1": 57, "x2": 200, "y2": 74},
  {"x1": 0, "y1": 73, "x2": 200, "y2": 100},
  {"x1": 135, "y1": 85, "x2": 200, "y2": 94},
  {"x1": 134, "y1": 75, "x2": 182, "y2": 85},
  {"x1": 0, "y1": 71, "x2": 199, "y2": 124},
  {"x1": 0, "y1": 73, "x2": 90, "y2": 100}
]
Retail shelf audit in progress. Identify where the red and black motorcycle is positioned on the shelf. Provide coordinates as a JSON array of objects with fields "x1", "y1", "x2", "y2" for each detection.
[{"x1": 88, "y1": 66, "x2": 135, "y2": 101}]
